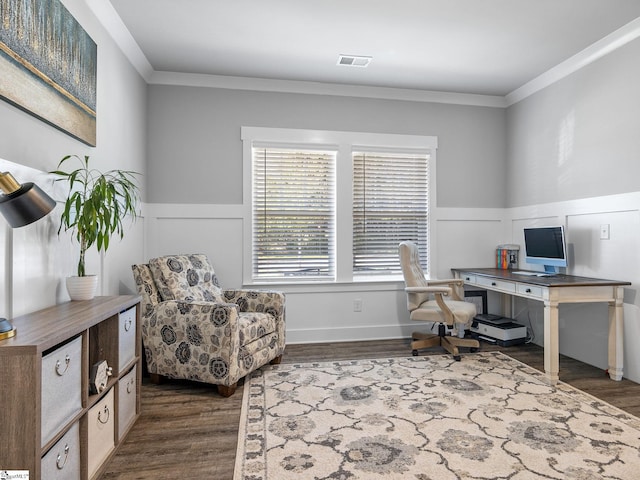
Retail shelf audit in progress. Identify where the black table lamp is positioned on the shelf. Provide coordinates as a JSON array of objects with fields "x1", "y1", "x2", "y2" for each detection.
[{"x1": 0, "y1": 171, "x2": 56, "y2": 339}]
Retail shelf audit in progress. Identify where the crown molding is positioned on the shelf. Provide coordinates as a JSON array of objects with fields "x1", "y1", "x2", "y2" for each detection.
[
  {"x1": 505, "y1": 17, "x2": 640, "y2": 106},
  {"x1": 85, "y1": 0, "x2": 153, "y2": 80},
  {"x1": 148, "y1": 71, "x2": 507, "y2": 107},
  {"x1": 94, "y1": 1, "x2": 640, "y2": 109}
]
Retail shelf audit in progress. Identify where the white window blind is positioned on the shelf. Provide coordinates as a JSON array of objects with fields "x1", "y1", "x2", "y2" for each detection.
[
  {"x1": 252, "y1": 147, "x2": 336, "y2": 280},
  {"x1": 353, "y1": 151, "x2": 429, "y2": 276}
]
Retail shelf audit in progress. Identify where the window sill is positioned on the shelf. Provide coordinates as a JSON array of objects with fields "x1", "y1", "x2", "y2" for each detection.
[{"x1": 243, "y1": 277, "x2": 405, "y2": 294}]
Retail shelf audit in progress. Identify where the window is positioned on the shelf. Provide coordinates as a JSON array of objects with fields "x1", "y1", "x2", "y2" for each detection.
[
  {"x1": 353, "y1": 151, "x2": 429, "y2": 276},
  {"x1": 252, "y1": 146, "x2": 336, "y2": 280},
  {"x1": 242, "y1": 127, "x2": 436, "y2": 284}
]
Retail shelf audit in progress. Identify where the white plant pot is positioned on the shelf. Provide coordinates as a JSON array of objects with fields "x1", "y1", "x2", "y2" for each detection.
[{"x1": 66, "y1": 275, "x2": 98, "y2": 301}]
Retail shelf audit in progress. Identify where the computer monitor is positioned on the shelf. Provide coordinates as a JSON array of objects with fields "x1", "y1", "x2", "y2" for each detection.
[{"x1": 523, "y1": 226, "x2": 567, "y2": 273}]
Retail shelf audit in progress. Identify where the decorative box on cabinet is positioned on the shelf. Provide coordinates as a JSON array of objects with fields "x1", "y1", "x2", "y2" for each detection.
[
  {"x1": 118, "y1": 306, "x2": 137, "y2": 371},
  {"x1": 0, "y1": 296, "x2": 141, "y2": 480},
  {"x1": 41, "y1": 422, "x2": 81, "y2": 480},
  {"x1": 87, "y1": 388, "x2": 115, "y2": 478},
  {"x1": 118, "y1": 365, "x2": 138, "y2": 440},
  {"x1": 41, "y1": 336, "x2": 83, "y2": 447}
]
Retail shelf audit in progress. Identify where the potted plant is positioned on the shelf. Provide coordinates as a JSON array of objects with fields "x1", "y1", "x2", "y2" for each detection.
[{"x1": 51, "y1": 154, "x2": 140, "y2": 300}]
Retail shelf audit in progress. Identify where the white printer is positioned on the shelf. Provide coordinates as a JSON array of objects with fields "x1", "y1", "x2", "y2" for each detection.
[{"x1": 470, "y1": 313, "x2": 527, "y2": 346}]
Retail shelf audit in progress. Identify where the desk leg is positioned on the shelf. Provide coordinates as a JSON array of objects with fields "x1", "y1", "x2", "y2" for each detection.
[
  {"x1": 607, "y1": 286, "x2": 624, "y2": 381},
  {"x1": 543, "y1": 299, "x2": 559, "y2": 385}
]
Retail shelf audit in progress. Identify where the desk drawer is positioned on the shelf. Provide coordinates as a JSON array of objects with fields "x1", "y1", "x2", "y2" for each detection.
[
  {"x1": 460, "y1": 273, "x2": 477, "y2": 284},
  {"x1": 517, "y1": 284, "x2": 543, "y2": 299},
  {"x1": 476, "y1": 276, "x2": 516, "y2": 293}
]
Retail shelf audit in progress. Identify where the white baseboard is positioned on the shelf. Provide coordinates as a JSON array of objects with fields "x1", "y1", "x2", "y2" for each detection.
[{"x1": 286, "y1": 323, "x2": 416, "y2": 345}]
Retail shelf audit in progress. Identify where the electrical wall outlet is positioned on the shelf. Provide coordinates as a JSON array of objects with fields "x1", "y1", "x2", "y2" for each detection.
[
  {"x1": 353, "y1": 298, "x2": 363, "y2": 312},
  {"x1": 600, "y1": 224, "x2": 610, "y2": 240}
]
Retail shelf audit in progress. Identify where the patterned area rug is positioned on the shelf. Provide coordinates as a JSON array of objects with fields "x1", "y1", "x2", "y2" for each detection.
[{"x1": 234, "y1": 352, "x2": 640, "y2": 480}]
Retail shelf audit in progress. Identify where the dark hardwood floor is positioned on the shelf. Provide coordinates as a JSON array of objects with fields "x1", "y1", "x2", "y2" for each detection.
[{"x1": 100, "y1": 339, "x2": 640, "y2": 479}]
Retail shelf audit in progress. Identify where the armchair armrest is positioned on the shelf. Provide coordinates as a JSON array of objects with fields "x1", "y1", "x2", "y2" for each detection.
[
  {"x1": 222, "y1": 289, "x2": 285, "y2": 319},
  {"x1": 143, "y1": 300, "x2": 242, "y2": 385}
]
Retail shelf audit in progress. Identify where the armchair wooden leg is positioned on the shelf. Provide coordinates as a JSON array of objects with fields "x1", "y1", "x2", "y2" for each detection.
[
  {"x1": 149, "y1": 373, "x2": 165, "y2": 384},
  {"x1": 270, "y1": 355, "x2": 283, "y2": 365},
  {"x1": 217, "y1": 382, "x2": 238, "y2": 397}
]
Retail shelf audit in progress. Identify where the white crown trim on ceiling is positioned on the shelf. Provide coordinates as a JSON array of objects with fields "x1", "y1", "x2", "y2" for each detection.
[{"x1": 89, "y1": 1, "x2": 640, "y2": 108}]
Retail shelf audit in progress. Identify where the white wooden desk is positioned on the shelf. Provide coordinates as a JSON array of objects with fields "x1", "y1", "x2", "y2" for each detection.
[{"x1": 451, "y1": 268, "x2": 630, "y2": 385}]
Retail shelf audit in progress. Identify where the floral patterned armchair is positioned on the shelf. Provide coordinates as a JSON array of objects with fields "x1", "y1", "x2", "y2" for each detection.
[{"x1": 131, "y1": 254, "x2": 285, "y2": 396}]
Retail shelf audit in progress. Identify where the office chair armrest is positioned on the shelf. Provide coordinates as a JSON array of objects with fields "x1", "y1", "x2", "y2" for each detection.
[
  {"x1": 405, "y1": 287, "x2": 456, "y2": 324},
  {"x1": 432, "y1": 291, "x2": 455, "y2": 325},
  {"x1": 405, "y1": 286, "x2": 456, "y2": 324},
  {"x1": 427, "y1": 278, "x2": 464, "y2": 287},
  {"x1": 426, "y1": 278, "x2": 465, "y2": 300},
  {"x1": 405, "y1": 286, "x2": 453, "y2": 296}
]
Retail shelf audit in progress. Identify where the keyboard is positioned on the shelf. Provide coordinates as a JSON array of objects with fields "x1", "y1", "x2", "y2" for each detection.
[{"x1": 512, "y1": 271, "x2": 552, "y2": 277}]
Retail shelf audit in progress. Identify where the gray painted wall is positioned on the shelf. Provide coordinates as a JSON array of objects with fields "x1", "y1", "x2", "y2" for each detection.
[
  {"x1": 147, "y1": 86, "x2": 507, "y2": 208},
  {"x1": 0, "y1": 0, "x2": 147, "y2": 192},
  {"x1": 506, "y1": 37, "x2": 640, "y2": 207},
  {"x1": 0, "y1": 0, "x2": 147, "y2": 313}
]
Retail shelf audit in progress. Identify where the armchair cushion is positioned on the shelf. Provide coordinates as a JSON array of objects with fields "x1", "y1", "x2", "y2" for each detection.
[{"x1": 149, "y1": 254, "x2": 225, "y2": 303}]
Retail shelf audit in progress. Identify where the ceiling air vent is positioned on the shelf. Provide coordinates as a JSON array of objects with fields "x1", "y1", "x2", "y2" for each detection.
[{"x1": 337, "y1": 54, "x2": 372, "y2": 67}]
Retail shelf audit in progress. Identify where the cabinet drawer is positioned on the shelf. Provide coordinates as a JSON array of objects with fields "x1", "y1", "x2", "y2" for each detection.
[
  {"x1": 118, "y1": 365, "x2": 138, "y2": 440},
  {"x1": 41, "y1": 422, "x2": 80, "y2": 480},
  {"x1": 41, "y1": 336, "x2": 83, "y2": 447},
  {"x1": 87, "y1": 388, "x2": 115, "y2": 478},
  {"x1": 517, "y1": 283, "x2": 544, "y2": 299},
  {"x1": 476, "y1": 276, "x2": 516, "y2": 293},
  {"x1": 118, "y1": 306, "x2": 137, "y2": 371}
]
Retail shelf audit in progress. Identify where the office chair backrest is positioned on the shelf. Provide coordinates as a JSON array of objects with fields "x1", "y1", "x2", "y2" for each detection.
[{"x1": 399, "y1": 241, "x2": 430, "y2": 311}]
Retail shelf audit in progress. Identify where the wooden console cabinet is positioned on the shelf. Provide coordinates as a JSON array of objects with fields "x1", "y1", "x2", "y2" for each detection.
[{"x1": 0, "y1": 295, "x2": 142, "y2": 480}]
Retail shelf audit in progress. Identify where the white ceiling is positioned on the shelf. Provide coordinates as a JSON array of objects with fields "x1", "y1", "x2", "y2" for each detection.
[{"x1": 107, "y1": 0, "x2": 640, "y2": 99}]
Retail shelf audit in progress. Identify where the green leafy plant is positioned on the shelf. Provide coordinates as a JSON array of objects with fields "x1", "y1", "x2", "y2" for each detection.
[{"x1": 51, "y1": 154, "x2": 140, "y2": 277}]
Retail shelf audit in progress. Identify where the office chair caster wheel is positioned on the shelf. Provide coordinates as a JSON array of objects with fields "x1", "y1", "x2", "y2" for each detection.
[
  {"x1": 412, "y1": 350, "x2": 418, "y2": 356},
  {"x1": 453, "y1": 355, "x2": 461, "y2": 361}
]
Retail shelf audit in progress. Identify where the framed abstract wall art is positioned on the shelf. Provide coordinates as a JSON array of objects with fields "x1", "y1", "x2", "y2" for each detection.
[{"x1": 0, "y1": 0, "x2": 97, "y2": 146}]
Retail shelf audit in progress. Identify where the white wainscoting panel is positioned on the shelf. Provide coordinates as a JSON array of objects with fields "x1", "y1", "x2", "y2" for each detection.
[
  {"x1": 435, "y1": 217, "x2": 505, "y2": 277},
  {"x1": 143, "y1": 196, "x2": 640, "y2": 383},
  {"x1": 507, "y1": 193, "x2": 640, "y2": 383},
  {"x1": 145, "y1": 214, "x2": 244, "y2": 288},
  {"x1": 143, "y1": 204, "x2": 504, "y2": 345}
]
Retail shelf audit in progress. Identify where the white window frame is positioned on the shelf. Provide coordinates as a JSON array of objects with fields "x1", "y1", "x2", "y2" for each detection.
[{"x1": 242, "y1": 126, "x2": 438, "y2": 285}]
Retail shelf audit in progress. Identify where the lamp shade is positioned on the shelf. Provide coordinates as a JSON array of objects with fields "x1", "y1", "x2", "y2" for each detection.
[{"x1": 0, "y1": 178, "x2": 56, "y2": 228}]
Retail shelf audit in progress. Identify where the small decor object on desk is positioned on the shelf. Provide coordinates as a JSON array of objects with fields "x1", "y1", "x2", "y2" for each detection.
[
  {"x1": 51, "y1": 155, "x2": 140, "y2": 300},
  {"x1": 89, "y1": 360, "x2": 113, "y2": 394},
  {"x1": 496, "y1": 244, "x2": 519, "y2": 269}
]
